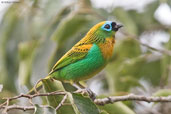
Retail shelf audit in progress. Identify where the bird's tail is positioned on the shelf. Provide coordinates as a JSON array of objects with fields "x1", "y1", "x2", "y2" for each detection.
[{"x1": 27, "y1": 75, "x2": 51, "y2": 95}]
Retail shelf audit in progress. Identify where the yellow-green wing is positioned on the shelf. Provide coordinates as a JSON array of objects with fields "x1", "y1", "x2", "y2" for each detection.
[{"x1": 49, "y1": 44, "x2": 93, "y2": 75}]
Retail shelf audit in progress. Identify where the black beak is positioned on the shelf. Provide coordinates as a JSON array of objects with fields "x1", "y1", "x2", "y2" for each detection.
[
  {"x1": 116, "y1": 25, "x2": 123, "y2": 29},
  {"x1": 111, "y1": 22, "x2": 123, "y2": 31}
]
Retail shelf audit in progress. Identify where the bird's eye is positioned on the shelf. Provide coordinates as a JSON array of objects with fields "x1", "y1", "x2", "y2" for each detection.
[{"x1": 104, "y1": 24, "x2": 110, "y2": 29}]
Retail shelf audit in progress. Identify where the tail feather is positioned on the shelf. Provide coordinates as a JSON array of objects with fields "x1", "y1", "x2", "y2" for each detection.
[{"x1": 27, "y1": 75, "x2": 51, "y2": 95}]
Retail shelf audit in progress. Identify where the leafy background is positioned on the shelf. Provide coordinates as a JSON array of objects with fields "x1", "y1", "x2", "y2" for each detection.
[{"x1": 0, "y1": 0, "x2": 171, "y2": 114}]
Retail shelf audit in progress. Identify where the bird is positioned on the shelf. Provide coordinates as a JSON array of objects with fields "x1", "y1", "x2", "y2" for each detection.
[{"x1": 28, "y1": 21, "x2": 122, "y2": 96}]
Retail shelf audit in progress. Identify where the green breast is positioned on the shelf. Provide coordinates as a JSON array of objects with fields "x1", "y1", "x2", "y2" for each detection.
[{"x1": 52, "y1": 44, "x2": 106, "y2": 81}]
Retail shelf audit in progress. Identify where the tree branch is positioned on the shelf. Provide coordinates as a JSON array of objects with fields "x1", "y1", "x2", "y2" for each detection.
[
  {"x1": 135, "y1": 39, "x2": 171, "y2": 56},
  {"x1": 0, "y1": 91, "x2": 67, "y2": 111},
  {"x1": 94, "y1": 94, "x2": 171, "y2": 105},
  {"x1": 1, "y1": 92, "x2": 171, "y2": 113},
  {"x1": 0, "y1": 105, "x2": 35, "y2": 112},
  {"x1": 3, "y1": 91, "x2": 66, "y2": 101}
]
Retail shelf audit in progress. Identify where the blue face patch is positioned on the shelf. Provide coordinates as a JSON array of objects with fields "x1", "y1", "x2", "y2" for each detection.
[{"x1": 101, "y1": 21, "x2": 112, "y2": 31}]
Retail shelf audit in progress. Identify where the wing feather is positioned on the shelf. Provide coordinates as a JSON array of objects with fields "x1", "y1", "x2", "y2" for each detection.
[{"x1": 49, "y1": 44, "x2": 92, "y2": 75}]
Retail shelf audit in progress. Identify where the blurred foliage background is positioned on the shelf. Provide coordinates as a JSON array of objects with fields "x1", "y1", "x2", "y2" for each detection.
[{"x1": 0, "y1": 0, "x2": 171, "y2": 114}]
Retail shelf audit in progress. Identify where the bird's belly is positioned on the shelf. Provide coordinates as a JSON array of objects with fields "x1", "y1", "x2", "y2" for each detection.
[{"x1": 55, "y1": 44, "x2": 106, "y2": 81}]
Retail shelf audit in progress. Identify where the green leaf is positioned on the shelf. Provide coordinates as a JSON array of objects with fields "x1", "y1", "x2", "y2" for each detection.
[
  {"x1": 167, "y1": 1, "x2": 171, "y2": 6},
  {"x1": 153, "y1": 89, "x2": 171, "y2": 97},
  {"x1": 107, "y1": 52, "x2": 162, "y2": 92},
  {"x1": 51, "y1": 13, "x2": 90, "y2": 42},
  {"x1": 42, "y1": 79, "x2": 75, "y2": 114},
  {"x1": 112, "y1": 38, "x2": 142, "y2": 60},
  {"x1": 70, "y1": 93, "x2": 100, "y2": 114},
  {"x1": 62, "y1": 82, "x2": 77, "y2": 92},
  {"x1": 18, "y1": 40, "x2": 38, "y2": 89},
  {"x1": 0, "y1": 3, "x2": 21, "y2": 93},
  {"x1": 100, "y1": 110, "x2": 109, "y2": 114},
  {"x1": 160, "y1": 37, "x2": 171, "y2": 86},
  {"x1": 42, "y1": 79, "x2": 65, "y2": 108},
  {"x1": 34, "y1": 104, "x2": 56, "y2": 114},
  {"x1": 99, "y1": 102, "x2": 135, "y2": 114}
]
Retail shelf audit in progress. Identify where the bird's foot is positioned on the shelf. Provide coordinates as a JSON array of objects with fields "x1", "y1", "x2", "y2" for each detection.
[
  {"x1": 74, "y1": 88, "x2": 96, "y2": 101},
  {"x1": 86, "y1": 88, "x2": 96, "y2": 101}
]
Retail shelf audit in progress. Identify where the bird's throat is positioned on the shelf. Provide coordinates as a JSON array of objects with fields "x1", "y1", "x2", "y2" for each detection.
[{"x1": 98, "y1": 37, "x2": 115, "y2": 60}]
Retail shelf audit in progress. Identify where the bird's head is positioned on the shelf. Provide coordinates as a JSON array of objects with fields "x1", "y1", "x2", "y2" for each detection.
[
  {"x1": 101, "y1": 21, "x2": 123, "y2": 32},
  {"x1": 88, "y1": 21, "x2": 123, "y2": 39}
]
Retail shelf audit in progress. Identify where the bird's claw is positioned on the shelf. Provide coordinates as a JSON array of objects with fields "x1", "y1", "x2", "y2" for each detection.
[
  {"x1": 74, "y1": 89, "x2": 86, "y2": 96},
  {"x1": 86, "y1": 88, "x2": 96, "y2": 101},
  {"x1": 74, "y1": 88, "x2": 96, "y2": 101}
]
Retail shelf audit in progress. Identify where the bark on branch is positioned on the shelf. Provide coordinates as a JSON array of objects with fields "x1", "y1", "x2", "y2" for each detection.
[
  {"x1": 94, "y1": 94, "x2": 171, "y2": 105},
  {"x1": 1, "y1": 92, "x2": 171, "y2": 113}
]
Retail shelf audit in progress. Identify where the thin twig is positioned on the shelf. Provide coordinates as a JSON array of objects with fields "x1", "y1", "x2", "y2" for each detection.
[
  {"x1": 94, "y1": 94, "x2": 171, "y2": 105},
  {"x1": 34, "y1": 78, "x2": 43, "y2": 94},
  {"x1": 122, "y1": 31, "x2": 171, "y2": 56},
  {"x1": 0, "y1": 91, "x2": 66, "y2": 108},
  {"x1": 55, "y1": 94, "x2": 68, "y2": 110},
  {"x1": 2, "y1": 99, "x2": 9, "y2": 114},
  {"x1": 137, "y1": 40, "x2": 171, "y2": 56},
  {"x1": 29, "y1": 99, "x2": 34, "y2": 106}
]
